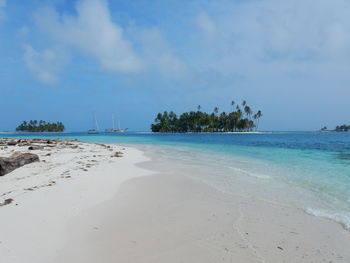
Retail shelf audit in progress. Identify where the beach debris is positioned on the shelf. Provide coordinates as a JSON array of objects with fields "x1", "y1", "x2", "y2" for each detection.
[
  {"x1": 0, "y1": 152, "x2": 39, "y2": 176},
  {"x1": 47, "y1": 181, "x2": 56, "y2": 186},
  {"x1": 0, "y1": 198, "x2": 14, "y2": 206},
  {"x1": 28, "y1": 145, "x2": 44, "y2": 150},
  {"x1": 112, "y1": 151, "x2": 124, "y2": 157},
  {"x1": 7, "y1": 140, "x2": 17, "y2": 146}
]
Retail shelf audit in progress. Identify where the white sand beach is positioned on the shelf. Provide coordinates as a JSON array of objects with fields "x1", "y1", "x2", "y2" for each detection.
[
  {"x1": 1, "y1": 140, "x2": 350, "y2": 262},
  {"x1": 0, "y1": 140, "x2": 152, "y2": 262}
]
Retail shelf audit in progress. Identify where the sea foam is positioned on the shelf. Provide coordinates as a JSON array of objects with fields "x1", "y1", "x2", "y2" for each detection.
[
  {"x1": 228, "y1": 166, "x2": 271, "y2": 179},
  {"x1": 306, "y1": 208, "x2": 350, "y2": 231}
]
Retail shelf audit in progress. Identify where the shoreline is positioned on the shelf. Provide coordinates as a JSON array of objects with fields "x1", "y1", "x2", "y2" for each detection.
[
  {"x1": 0, "y1": 140, "x2": 153, "y2": 263},
  {"x1": 57, "y1": 171, "x2": 350, "y2": 262},
  {"x1": 137, "y1": 131, "x2": 270, "y2": 134},
  {"x1": 0, "y1": 132, "x2": 67, "y2": 134},
  {"x1": 1, "y1": 141, "x2": 350, "y2": 262}
]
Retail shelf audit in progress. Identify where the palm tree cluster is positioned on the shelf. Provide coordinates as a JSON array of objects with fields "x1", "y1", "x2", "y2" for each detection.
[
  {"x1": 151, "y1": 101, "x2": 263, "y2": 133},
  {"x1": 335, "y1": 125, "x2": 350, "y2": 132},
  {"x1": 16, "y1": 120, "x2": 65, "y2": 132}
]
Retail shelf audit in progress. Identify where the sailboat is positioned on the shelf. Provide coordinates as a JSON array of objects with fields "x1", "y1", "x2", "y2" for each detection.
[
  {"x1": 116, "y1": 119, "x2": 128, "y2": 133},
  {"x1": 105, "y1": 114, "x2": 128, "y2": 133},
  {"x1": 88, "y1": 113, "x2": 99, "y2": 134},
  {"x1": 105, "y1": 114, "x2": 116, "y2": 133}
]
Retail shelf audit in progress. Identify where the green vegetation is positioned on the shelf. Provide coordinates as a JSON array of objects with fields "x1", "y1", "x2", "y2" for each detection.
[
  {"x1": 335, "y1": 125, "x2": 350, "y2": 132},
  {"x1": 151, "y1": 101, "x2": 263, "y2": 133},
  {"x1": 16, "y1": 120, "x2": 65, "y2": 132}
]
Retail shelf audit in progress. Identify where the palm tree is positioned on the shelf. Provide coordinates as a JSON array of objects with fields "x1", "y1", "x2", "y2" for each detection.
[
  {"x1": 255, "y1": 110, "x2": 263, "y2": 131},
  {"x1": 244, "y1": 105, "x2": 252, "y2": 120},
  {"x1": 231, "y1": 101, "x2": 235, "y2": 112},
  {"x1": 253, "y1": 113, "x2": 258, "y2": 131},
  {"x1": 214, "y1": 107, "x2": 219, "y2": 115},
  {"x1": 242, "y1": 100, "x2": 246, "y2": 107},
  {"x1": 150, "y1": 101, "x2": 262, "y2": 133}
]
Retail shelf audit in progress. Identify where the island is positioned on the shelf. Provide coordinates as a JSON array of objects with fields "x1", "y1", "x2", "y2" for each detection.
[
  {"x1": 335, "y1": 125, "x2": 350, "y2": 132},
  {"x1": 15, "y1": 120, "x2": 65, "y2": 132},
  {"x1": 320, "y1": 125, "x2": 350, "y2": 132},
  {"x1": 151, "y1": 101, "x2": 263, "y2": 132}
]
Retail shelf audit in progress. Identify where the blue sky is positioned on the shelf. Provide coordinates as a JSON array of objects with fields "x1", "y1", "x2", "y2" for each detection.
[{"x1": 1, "y1": 0, "x2": 350, "y2": 131}]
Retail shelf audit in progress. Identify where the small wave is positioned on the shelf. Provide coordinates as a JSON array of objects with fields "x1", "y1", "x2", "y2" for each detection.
[
  {"x1": 306, "y1": 208, "x2": 350, "y2": 230},
  {"x1": 228, "y1": 166, "x2": 271, "y2": 179}
]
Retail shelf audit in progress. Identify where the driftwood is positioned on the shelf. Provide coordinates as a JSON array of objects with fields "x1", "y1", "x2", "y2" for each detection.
[{"x1": 0, "y1": 152, "x2": 39, "y2": 176}]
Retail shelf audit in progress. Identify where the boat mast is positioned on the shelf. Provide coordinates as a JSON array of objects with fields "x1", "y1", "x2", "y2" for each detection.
[
  {"x1": 93, "y1": 112, "x2": 99, "y2": 131},
  {"x1": 112, "y1": 114, "x2": 115, "y2": 130}
]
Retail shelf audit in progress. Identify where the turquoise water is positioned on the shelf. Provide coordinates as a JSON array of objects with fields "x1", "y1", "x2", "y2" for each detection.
[{"x1": 2, "y1": 132, "x2": 350, "y2": 229}]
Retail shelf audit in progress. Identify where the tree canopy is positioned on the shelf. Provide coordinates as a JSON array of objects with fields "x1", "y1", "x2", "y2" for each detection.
[
  {"x1": 335, "y1": 125, "x2": 350, "y2": 132},
  {"x1": 151, "y1": 101, "x2": 263, "y2": 133},
  {"x1": 16, "y1": 120, "x2": 65, "y2": 132}
]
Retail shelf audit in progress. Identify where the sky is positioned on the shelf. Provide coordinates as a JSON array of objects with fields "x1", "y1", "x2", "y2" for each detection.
[{"x1": 0, "y1": 0, "x2": 350, "y2": 131}]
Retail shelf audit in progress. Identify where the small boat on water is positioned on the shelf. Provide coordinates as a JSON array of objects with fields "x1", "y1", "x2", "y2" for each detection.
[
  {"x1": 88, "y1": 129, "x2": 99, "y2": 134},
  {"x1": 105, "y1": 114, "x2": 128, "y2": 133},
  {"x1": 88, "y1": 113, "x2": 99, "y2": 134}
]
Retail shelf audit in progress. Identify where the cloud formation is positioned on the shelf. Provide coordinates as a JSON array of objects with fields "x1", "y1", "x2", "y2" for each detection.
[
  {"x1": 187, "y1": 0, "x2": 350, "y2": 86},
  {"x1": 137, "y1": 28, "x2": 189, "y2": 79},
  {"x1": 195, "y1": 11, "x2": 216, "y2": 38},
  {"x1": 26, "y1": 0, "x2": 189, "y2": 83},
  {"x1": 198, "y1": 0, "x2": 350, "y2": 62},
  {"x1": 23, "y1": 45, "x2": 64, "y2": 85},
  {"x1": 35, "y1": 0, "x2": 142, "y2": 74}
]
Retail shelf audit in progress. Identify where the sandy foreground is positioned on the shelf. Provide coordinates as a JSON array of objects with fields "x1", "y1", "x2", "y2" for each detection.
[
  {"x1": 1, "y1": 140, "x2": 350, "y2": 262},
  {"x1": 0, "y1": 140, "x2": 151, "y2": 263}
]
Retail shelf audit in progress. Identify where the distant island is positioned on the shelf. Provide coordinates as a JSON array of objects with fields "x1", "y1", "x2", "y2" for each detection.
[
  {"x1": 320, "y1": 125, "x2": 350, "y2": 132},
  {"x1": 335, "y1": 125, "x2": 350, "y2": 132},
  {"x1": 151, "y1": 101, "x2": 262, "y2": 133},
  {"x1": 16, "y1": 120, "x2": 65, "y2": 132}
]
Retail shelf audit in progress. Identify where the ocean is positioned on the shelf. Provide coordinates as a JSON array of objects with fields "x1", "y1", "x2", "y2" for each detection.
[{"x1": 2, "y1": 131, "x2": 350, "y2": 229}]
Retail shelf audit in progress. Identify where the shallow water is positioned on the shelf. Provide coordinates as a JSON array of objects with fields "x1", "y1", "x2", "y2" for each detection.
[{"x1": 2, "y1": 131, "x2": 350, "y2": 229}]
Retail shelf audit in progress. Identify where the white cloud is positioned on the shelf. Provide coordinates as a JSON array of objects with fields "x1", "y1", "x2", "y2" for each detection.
[
  {"x1": 23, "y1": 45, "x2": 64, "y2": 85},
  {"x1": 135, "y1": 28, "x2": 190, "y2": 79},
  {"x1": 188, "y1": 0, "x2": 350, "y2": 81},
  {"x1": 212, "y1": 0, "x2": 350, "y2": 61},
  {"x1": 27, "y1": 0, "x2": 190, "y2": 82},
  {"x1": 35, "y1": 0, "x2": 143, "y2": 74},
  {"x1": 196, "y1": 11, "x2": 216, "y2": 37}
]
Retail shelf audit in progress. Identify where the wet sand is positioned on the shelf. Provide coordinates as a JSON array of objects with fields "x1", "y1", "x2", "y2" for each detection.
[{"x1": 57, "y1": 173, "x2": 350, "y2": 263}]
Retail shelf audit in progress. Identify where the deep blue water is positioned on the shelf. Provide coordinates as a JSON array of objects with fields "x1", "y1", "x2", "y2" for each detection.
[{"x1": 2, "y1": 131, "x2": 350, "y2": 228}]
